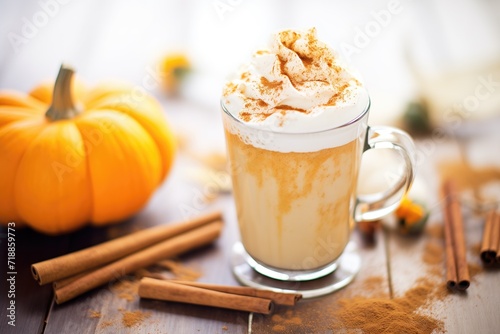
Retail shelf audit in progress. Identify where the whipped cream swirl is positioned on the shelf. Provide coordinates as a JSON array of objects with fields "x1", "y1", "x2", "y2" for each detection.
[{"x1": 222, "y1": 28, "x2": 369, "y2": 133}]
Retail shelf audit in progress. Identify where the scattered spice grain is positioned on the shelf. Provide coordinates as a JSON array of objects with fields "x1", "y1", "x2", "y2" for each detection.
[
  {"x1": 134, "y1": 268, "x2": 166, "y2": 280},
  {"x1": 359, "y1": 275, "x2": 387, "y2": 298},
  {"x1": 470, "y1": 242, "x2": 482, "y2": 257},
  {"x1": 437, "y1": 161, "x2": 500, "y2": 197},
  {"x1": 99, "y1": 320, "x2": 113, "y2": 329},
  {"x1": 422, "y1": 240, "x2": 446, "y2": 278},
  {"x1": 121, "y1": 310, "x2": 151, "y2": 328},
  {"x1": 110, "y1": 278, "x2": 140, "y2": 302},
  {"x1": 272, "y1": 324, "x2": 286, "y2": 332},
  {"x1": 270, "y1": 223, "x2": 455, "y2": 333},
  {"x1": 156, "y1": 259, "x2": 202, "y2": 281},
  {"x1": 331, "y1": 278, "x2": 444, "y2": 334},
  {"x1": 423, "y1": 241, "x2": 444, "y2": 266},
  {"x1": 468, "y1": 263, "x2": 483, "y2": 281},
  {"x1": 88, "y1": 310, "x2": 101, "y2": 318},
  {"x1": 271, "y1": 310, "x2": 305, "y2": 332},
  {"x1": 426, "y1": 223, "x2": 444, "y2": 239}
]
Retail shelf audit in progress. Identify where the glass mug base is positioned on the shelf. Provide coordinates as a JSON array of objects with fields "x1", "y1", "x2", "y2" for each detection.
[
  {"x1": 240, "y1": 244, "x2": 341, "y2": 282},
  {"x1": 231, "y1": 241, "x2": 361, "y2": 299}
]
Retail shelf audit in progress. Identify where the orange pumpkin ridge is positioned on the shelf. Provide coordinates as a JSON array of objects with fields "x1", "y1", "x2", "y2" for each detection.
[{"x1": 0, "y1": 65, "x2": 176, "y2": 235}]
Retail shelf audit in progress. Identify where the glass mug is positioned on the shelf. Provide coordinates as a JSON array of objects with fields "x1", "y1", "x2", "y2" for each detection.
[{"x1": 222, "y1": 96, "x2": 416, "y2": 295}]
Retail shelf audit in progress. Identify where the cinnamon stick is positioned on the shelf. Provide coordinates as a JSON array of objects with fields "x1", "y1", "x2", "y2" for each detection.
[
  {"x1": 442, "y1": 180, "x2": 470, "y2": 290},
  {"x1": 32, "y1": 211, "x2": 221, "y2": 285},
  {"x1": 496, "y1": 231, "x2": 500, "y2": 264},
  {"x1": 443, "y1": 195, "x2": 457, "y2": 289},
  {"x1": 480, "y1": 210, "x2": 497, "y2": 264},
  {"x1": 490, "y1": 212, "x2": 500, "y2": 263},
  {"x1": 54, "y1": 220, "x2": 222, "y2": 304},
  {"x1": 139, "y1": 277, "x2": 274, "y2": 314},
  {"x1": 53, "y1": 268, "x2": 96, "y2": 290},
  {"x1": 171, "y1": 280, "x2": 302, "y2": 306}
]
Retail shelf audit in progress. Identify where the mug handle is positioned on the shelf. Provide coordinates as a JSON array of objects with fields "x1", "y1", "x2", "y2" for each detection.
[{"x1": 355, "y1": 125, "x2": 417, "y2": 222}]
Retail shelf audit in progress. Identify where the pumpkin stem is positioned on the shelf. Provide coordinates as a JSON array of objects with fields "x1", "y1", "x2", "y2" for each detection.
[{"x1": 45, "y1": 64, "x2": 81, "y2": 121}]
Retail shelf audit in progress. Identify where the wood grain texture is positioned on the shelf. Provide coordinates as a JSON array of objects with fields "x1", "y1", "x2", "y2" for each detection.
[{"x1": 0, "y1": 229, "x2": 70, "y2": 334}]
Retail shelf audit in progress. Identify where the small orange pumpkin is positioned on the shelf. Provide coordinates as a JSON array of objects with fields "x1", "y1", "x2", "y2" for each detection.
[{"x1": 0, "y1": 65, "x2": 176, "y2": 235}]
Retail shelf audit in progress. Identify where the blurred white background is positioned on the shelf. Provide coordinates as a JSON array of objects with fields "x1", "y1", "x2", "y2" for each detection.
[{"x1": 1, "y1": 0, "x2": 499, "y2": 126}]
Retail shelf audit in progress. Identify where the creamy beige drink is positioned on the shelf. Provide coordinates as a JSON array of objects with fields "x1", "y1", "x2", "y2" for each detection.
[
  {"x1": 225, "y1": 132, "x2": 360, "y2": 270},
  {"x1": 222, "y1": 28, "x2": 370, "y2": 272}
]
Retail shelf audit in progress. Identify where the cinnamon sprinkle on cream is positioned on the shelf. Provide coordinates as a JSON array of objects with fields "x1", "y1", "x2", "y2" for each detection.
[
  {"x1": 274, "y1": 105, "x2": 308, "y2": 114},
  {"x1": 259, "y1": 77, "x2": 283, "y2": 93},
  {"x1": 222, "y1": 28, "x2": 367, "y2": 129},
  {"x1": 240, "y1": 71, "x2": 251, "y2": 80}
]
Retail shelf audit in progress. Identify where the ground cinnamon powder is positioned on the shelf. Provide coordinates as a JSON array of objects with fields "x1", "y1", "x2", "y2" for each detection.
[
  {"x1": 360, "y1": 275, "x2": 386, "y2": 297},
  {"x1": 156, "y1": 260, "x2": 202, "y2": 281},
  {"x1": 110, "y1": 278, "x2": 140, "y2": 302},
  {"x1": 331, "y1": 278, "x2": 444, "y2": 334},
  {"x1": 109, "y1": 260, "x2": 201, "y2": 303},
  {"x1": 271, "y1": 311, "x2": 304, "y2": 332},
  {"x1": 268, "y1": 278, "x2": 445, "y2": 333},
  {"x1": 437, "y1": 161, "x2": 500, "y2": 192},
  {"x1": 88, "y1": 310, "x2": 101, "y2": 318},
  {"x1": 121, "y1": 309, "x2": 151, "y2": 328},
  {"x1": 99, "y1": 320, "x2": 113, "y2": 329},
  {"x1": 268, "y1": 222, "x2": 480, "y2": 333},
  {"x1": 328, "y1": 221, "x2": 486, "y2": 333},
  {"x1": 423, "y1": 240, "x2": 446, "y2": 279},
  {"x1": 259, "y1": 77, "x2": 283, "y2": 94}
]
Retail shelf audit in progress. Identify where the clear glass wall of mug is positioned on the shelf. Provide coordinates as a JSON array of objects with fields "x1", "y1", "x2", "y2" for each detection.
[{"x1": 222, "y1": 96, "x2": 416, "y2": 291}]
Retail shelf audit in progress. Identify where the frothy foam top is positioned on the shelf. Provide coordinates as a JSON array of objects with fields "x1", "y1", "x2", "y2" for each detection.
[{"x1": 222, "y1": 28, "x2": 369, "y2": 152}]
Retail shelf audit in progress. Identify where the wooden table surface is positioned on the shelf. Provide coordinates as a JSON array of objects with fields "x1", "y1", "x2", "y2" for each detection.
[{"x1": 1, "y1": 2, "x2": 500, "y2": 333}]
